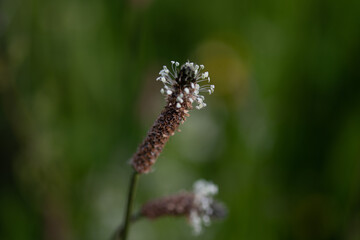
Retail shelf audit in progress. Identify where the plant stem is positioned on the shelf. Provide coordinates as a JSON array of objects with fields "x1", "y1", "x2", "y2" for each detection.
[
  {"x1": 112, "y1": 212, "x2": 142, "y2": 240},
  {"x1": 115, "y1": 171, "x2": 139, "y2": 240}
]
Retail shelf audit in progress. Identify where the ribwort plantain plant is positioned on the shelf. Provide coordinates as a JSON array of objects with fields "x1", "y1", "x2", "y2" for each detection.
[{"x1": 113, "y1": 61, "x2": 223, "y2": 240}]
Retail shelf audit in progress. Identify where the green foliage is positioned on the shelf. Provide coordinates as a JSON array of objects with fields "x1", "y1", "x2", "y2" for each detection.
[{"x1": 1, "y1": 0, "x2": 360, "y2": 239}]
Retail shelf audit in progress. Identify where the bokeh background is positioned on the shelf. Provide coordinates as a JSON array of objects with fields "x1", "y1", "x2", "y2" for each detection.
[{"x1": 1, "y1": 0, "x2": 360, "y2": 239}]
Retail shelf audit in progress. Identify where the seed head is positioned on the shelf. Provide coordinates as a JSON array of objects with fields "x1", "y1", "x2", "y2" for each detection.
[{"x1": 131, "y1": 61, "x2": 214, "y2": 173}]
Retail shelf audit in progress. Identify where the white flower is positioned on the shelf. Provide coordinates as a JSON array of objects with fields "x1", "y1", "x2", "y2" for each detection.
[
  {"x1": 157, "y1": 61, "x2": 214, "y2": 110},
  {"x1": 189, "y1": 179, "x2": 219, "y2": 235}
]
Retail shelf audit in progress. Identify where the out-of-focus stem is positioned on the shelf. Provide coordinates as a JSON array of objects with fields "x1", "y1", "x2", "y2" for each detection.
[{"x1": 113, "y1": 171, "x2": 139, "y2": 240}]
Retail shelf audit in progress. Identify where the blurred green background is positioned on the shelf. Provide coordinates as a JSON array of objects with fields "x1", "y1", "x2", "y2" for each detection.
[{"x1": 1, "y1": 0, "x2": 360, "y2": 239}]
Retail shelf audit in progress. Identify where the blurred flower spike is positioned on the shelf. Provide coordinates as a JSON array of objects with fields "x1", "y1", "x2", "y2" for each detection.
[
  {"x1": 140, "y1": 180, "x2": 227, "y2": 235},
  {"x1": 157, "y1": 61, "x2": 215, "y2": 109}
]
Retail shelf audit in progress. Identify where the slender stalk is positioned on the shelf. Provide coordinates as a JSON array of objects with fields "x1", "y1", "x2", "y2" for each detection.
[
  {"x1": 112, "y1": 212, "x2": 142, "y2": 240},
  {"x1": 114, "y1": 171, "x2": 139, "y2": 240}
]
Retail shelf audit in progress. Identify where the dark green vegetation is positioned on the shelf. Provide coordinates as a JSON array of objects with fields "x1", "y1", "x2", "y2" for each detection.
[{"x1": 1, "y1": 0, "x2": 360, "y2": 239}]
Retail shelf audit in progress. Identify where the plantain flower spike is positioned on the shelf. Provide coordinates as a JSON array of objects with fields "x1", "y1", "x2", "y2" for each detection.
[
  {"x1": 140, "y1": 180, "x2": 227, "y2": 235},
  {"x1": 131, "y1": 61, "x2": 214, "y2": 174}
]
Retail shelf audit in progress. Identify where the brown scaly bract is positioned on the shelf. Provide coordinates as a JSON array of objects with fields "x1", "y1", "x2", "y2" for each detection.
[
  {"x1": 141, "y1": 193, "x2": 195, "y2": 219},
  {"x1": 131, "y1": 92, "x2": 192, "y2": 173}
]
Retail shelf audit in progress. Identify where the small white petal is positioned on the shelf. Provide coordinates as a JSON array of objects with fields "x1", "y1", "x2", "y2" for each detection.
[
  {"x1": 176, "y1": 103, "x2": 181, "y2": 108},
  {"x1": 175, "y1": 62, "x2": 179, "y2": 66},
  {"x1": 191, "y1": 83, "x2": 195, "y2": 88},
  {"x1": 189, "y1": 98, "x2": 194, "y2": 103},
  {"x1": 202, "y1": 215, "x2": 211, "y2": 225},
  {"x1": 166, "y1": 90, "x2": 172, "y2": 95},
  {"x1": 160, "y1": 88, "x2": 165, "y2": 94},
  {"x1": 184, "y1": 88, "x2": 190, "y2": 94},
  {"x1": 177, "y1": 96, "x2": 184, "y2": 103},
  {"x1": 190, "y1": 211, "x2": 202, "y2": 235},
  {"x1": 200, "y1": 65, "x2": 204, "y2": 69}
]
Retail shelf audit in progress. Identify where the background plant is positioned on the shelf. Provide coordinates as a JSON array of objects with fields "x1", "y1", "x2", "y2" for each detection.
[{"x1": 1, "y1": 0, "x2": 360, "y2": 239}]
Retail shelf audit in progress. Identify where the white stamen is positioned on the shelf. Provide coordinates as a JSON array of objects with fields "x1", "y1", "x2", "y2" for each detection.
[
  {"x1": 177, "y1": 96, "x2": 184, "y2": 103},
  {"x1": 190, "y1": 179, "x2": 219, "y2": 234},
  {"x1": 156, "y1": 61, "x2": 213, "y2": 111}
]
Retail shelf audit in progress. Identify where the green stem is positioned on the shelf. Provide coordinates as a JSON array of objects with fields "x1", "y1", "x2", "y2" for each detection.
[{"x1": 115, "y1": 171, "x2": 139, "y2": 240}]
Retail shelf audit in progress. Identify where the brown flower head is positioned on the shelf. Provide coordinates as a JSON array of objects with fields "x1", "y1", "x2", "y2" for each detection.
[
  {"x1": 140, "y1": 180, "x2": 227, "y2": 235},
  {"x1": 131, "y1": 61, "x2": 214, "y2": 174}
]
